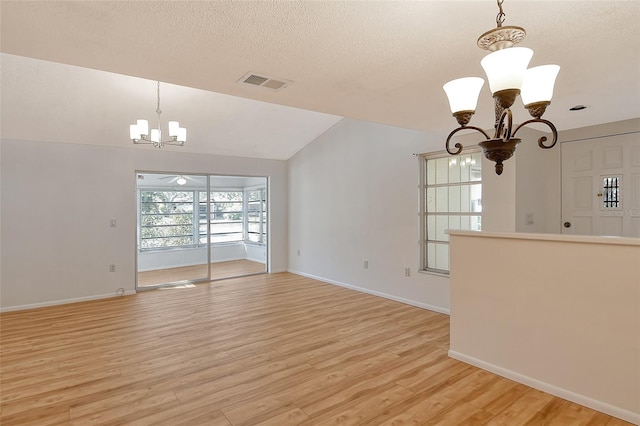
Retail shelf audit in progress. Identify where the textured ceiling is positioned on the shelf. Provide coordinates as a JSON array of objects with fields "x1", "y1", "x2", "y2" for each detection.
[{"x1": 1, "y1": 1, "x2": 639, "y2": 158}]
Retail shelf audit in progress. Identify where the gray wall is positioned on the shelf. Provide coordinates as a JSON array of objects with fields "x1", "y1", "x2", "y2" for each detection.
[
  {"x1": 0, "y1": 139, "x2": 288, "y2": 310},
  {"x1": 288, "y1": 118, "x2": 451, "y2": 313}
]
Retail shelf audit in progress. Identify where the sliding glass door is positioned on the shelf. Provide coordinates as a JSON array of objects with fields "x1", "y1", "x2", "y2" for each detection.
[
  {"x1": 208, "y1": 176, "x2": 268, "y2": 281},
  {"x1": 136, "y1": 172, "x2": 268, "y2": 289}
]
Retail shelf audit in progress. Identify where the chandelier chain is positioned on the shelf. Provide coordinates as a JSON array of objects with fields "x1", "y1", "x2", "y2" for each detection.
[
  {"x1": 496, "y1": 0, "x2": 506, "y2": 27},
  {"x1": 156, "y1": 81, "x2": 161, "y2": 115}
]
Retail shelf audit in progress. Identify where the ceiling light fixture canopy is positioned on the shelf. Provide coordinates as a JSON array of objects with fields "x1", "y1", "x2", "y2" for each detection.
[
  {"x1": 130, "y1": 81, "x2": 186, "y2": 148},
  {"x1": 443, "y1": 0, "x2": 560, "y2": 175}
]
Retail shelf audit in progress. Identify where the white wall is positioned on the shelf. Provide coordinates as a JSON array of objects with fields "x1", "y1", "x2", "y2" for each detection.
[
  {"x1": 137, "y1": 243, "x2": 266, "y2": 271},
  {"x1": 288, "y1": 118, "x2": 450, "y2": 313},
  {"x1": 449, "y1": 231, "x2": 640, "y2": 424},
  {"x1": 510, "y1": 118, "x2": 640, "y2": 235},
  {"x1": 515, "y1": 126, "x2": 562, "y2": 234},
  {"x1": 0, "y1": 138, "x2": 287, "y2": 310},
  {"x1": 471, "y1": 126, "x2": 561, "y2": 234},
  {"x1": 559, "y1": 118, "x2": 640, "y2": 147}
]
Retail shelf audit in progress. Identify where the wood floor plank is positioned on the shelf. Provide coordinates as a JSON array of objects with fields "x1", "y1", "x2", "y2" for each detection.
[
  {"x1": 1, "y1": 272, "x2": 633, "y2": 426},
  {"x1": 248, "y1": 405, "x2": 309, "y2": 426},
  {"x1": 484, "y1": 389, "x2": 557, "y2": 426},
  {"x1": 299, "y1": 384, "x2": 415, "y2": 426}
]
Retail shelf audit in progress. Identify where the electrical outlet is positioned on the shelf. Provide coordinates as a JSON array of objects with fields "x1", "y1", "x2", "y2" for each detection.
[
  {"x1": 364, "y1": 260, "x2": 369, "y2": 269},
  {"x1": 109, "y1": 264, "x2": 116, "y2": 272},
  {"x1": 525, "y1": 213, "x2": 534, "y2": 225},
  {"x1": 404, "y1": 267, "x2": 410, "y2": 277},
  {"x1": 297, "y1": 249, "x2": 301, "y2": 256},
  {"x1": 110, "y1": 219, "x2": 117, "y2": 228}
]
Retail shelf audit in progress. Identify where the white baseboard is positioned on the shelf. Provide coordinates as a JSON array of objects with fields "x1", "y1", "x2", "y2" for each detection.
[
  {"x1": 288, "y1": 269, "x2": 450, "y2": 315},
  {"x1": 0, "y1": 290, "x2": 137, "y2": 313},
  {"x1": 448, "y1": 350, "x2": 640, "y2": 425}
]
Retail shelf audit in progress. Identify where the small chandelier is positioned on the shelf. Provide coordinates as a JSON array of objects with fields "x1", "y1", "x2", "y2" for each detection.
[
  {"x1": 130, "y1": 81, "x2": 186, "y2": 148},
  {"x1": 443, "y1": 0, "x2": 560, "y2": 175}
]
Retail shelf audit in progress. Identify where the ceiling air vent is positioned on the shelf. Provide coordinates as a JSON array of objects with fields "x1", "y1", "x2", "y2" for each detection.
[{"x1": 238, "y1": 72, "x2": 292, "y2": 91}]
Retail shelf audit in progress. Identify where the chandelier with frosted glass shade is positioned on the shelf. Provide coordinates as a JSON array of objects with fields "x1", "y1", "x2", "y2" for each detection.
[
  {"x1": 443, "y1": 0, "x2": 560, "y2": 175},
  {"x1": 130, "y1": 81, "x2": 187, "y2": 148}
]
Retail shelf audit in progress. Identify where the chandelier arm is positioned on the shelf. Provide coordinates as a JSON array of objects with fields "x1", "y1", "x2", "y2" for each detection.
[
  {"x1": 133, "y1": 137, "x2": 155, "y2": 145},
  {"x1": 446, "y1": 126, "x2": 491, "y2": 155},
  {"x1": 512, "y1": 118, "x2": 558, "y2": 149},
  {"x1": 494, "y1": 107, "x2": 513, "y2": 140}
]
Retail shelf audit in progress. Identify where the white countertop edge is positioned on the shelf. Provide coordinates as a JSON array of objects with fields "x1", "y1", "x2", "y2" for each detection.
[{"x1": 447, "y1": 230, "x2": 640, "y2": 246}]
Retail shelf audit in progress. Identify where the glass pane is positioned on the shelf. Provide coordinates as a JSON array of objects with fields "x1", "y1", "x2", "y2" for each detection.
[
  {"x1": 248, "y1": 190, "x2": 263, "y2": 202},
  {"x1": 460, "y1": 155, "x2": 471, "y2": 182},
  {"x1": 435, "y1": 157, "x2": 449, "y2": 184},
  {"x1": 448, "y1": 157, "x2": 461, "y2": 183},
  {"x1": 436, "y1": 187, "x2": 448, "y2": 213},
  {"x1": 427, "y1": 215, "x2": 435, "y2": 241},
  {"x1": 471, "y1": 152, "x2": 482, "y2": 181},
  {"x1": 449, "y1": 215, "x2": 461, "y2": 232},
  {"x1": 471, "y1": 215, "x2": 482, "y2": 231},
  {"x1": 426, "y1": 159, "x2": 436, "y2": 185},
  {"x1": 435, "y1": 243, "x2": 449, "y2": 271},
  {"x1": 210, "y1": 233, "x2": 244, "y2": 243},
  {"x1": 211, "y1": 212, "x2": 243, "y2": 221},
  {"x1": 460, "y1": 185, "x2": 470, "y2": 212},
  {"x1": 436, "y1": 216, "x2": 448, "y2": 241},
  {"x1": 471, "y1": 184, "x2": 482, "y2": 212},
  {"x1": 211, "y1": 222, "x2": 243, "y2": 233},
  {"x1": 426, "y1": 187, "x2": 436, "y2": 212},
  {"x1": 211, "y1": 191, "x2": 243, "y2": 202},
  {"x1": 460, "y1": 216, "x2": 471, "y2": 230},
  {"x1": 427, "y1": 243, "x2": 436, "y2": 269},
  {"x1": 449, "y1": 186, "x2": 461, "y2": 212}
]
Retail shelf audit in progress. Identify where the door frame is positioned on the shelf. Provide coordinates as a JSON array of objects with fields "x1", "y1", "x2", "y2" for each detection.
[{"x1": 134, "y1": 170, "x2": 269, "y2": 291}]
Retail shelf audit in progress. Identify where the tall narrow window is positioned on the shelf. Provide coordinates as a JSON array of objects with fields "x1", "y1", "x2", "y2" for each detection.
[
  {"x1": 421, "y1": 151, "x2": 482, "y2": 274},
  {"x1": 247, "y1": 188, "x2": 266, "y2": 244}
]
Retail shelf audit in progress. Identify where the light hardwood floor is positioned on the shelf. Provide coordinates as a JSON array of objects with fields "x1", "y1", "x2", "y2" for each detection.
[
  {"x1": 137, "y1": 259, "x2": 266, "y2": 287},
  {"x1": 0, "y1": 273, "x2": 632, "y2": 425}
]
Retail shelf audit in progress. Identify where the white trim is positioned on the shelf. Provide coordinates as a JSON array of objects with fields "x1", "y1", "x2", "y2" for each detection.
[
  {"x1": 448, "y1": 350, "x2": 640, "y2": 425},
  {"x1": 448, "y1": 230, "x2": 640, "y2": 246},
  {"x1": 0, "y1": 291, "x2": 137, "y2": 313},
  {"x1": 288, "y1": 270, "x2": 450, "y2": 315}
]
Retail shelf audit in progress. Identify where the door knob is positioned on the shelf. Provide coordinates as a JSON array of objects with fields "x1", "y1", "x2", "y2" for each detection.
[{"x1": 563, "y1": 222, "x2": 571, "y2": 228}]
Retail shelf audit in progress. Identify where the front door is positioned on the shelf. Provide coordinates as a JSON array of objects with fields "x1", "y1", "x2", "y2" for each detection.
[{"x1": 561, "y1": 134, "x2": 640, "y2": 237}]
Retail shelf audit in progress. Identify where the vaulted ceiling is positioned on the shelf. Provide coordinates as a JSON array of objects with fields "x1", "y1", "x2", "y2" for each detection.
[{"x1": 1, "y1": 1, "x2": 639, "y2": 159}]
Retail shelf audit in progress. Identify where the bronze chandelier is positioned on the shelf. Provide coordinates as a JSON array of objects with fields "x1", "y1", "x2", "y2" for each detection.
[{"x1": 443, "y1": 0, "x2": 560, "y2": 175}]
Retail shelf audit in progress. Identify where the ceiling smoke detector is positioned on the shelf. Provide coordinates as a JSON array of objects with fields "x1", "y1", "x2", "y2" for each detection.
[{"x1": 238, "y1": 72, "x2": 292, "y2": 91}]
